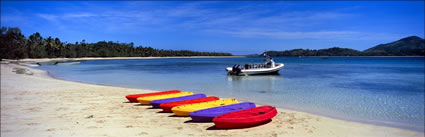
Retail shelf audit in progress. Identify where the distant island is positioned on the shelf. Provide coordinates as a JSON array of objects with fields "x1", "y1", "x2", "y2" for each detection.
[
  {"x1": 1, "y1": 26, "x2": 424, "y2": 59},
  {"x1": 0, "y1": 27, "x2": 232, "y2": 59},
  {"x1": 262, "y1": 36, "x2": 424, "y2": 56}
]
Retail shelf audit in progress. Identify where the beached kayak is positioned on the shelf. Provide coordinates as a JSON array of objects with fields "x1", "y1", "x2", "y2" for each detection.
[
  {"x1": 189, "y1": 102, "x2": 256, "y2": 122},
  {"x1": 137, "y1": 92, "x2": 193, "y2": 104},
  {"x1": 160, "y1": 96, "x2": 220, "y2": 112},
  {"x1": 212, "y1": 106, "x2": 277, "y2": 129},
  {"x1": 125, "y1": 90, "x2": 181, "y2": 102},
  {"x1": 172, "y1": 99, "x2": 238, "y2": 116},
  {"x1": 150, "y1": 94, "x2": 207, "y2": 108}
]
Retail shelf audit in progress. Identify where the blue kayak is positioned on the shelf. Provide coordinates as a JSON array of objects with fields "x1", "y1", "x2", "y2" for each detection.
[
  {"x1": 150, "y1": 94, "x2": 206, "y2": 108},
  {"x1": 189, "y1": 102, "x2": 256, "y2": 122}
]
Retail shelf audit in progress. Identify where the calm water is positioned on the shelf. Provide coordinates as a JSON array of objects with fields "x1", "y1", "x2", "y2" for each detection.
[{"x1": 38, "y1": 57, "x2": 425, "y2": 131}]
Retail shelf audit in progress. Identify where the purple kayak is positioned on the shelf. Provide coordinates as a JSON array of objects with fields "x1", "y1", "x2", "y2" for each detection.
[
  {"x1": 150, "y1": 94, "x2": 206, "y2": 108},
  {"x1": 189, "y1": 102, "x2": 256, "y2": 122}
]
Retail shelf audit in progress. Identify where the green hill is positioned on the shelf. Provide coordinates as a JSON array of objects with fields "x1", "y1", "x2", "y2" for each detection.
[
  {"x1": 265, "y1": 47, "x2": 362, "y2": 57},
  {"x1": 262, "y1": 36, "x2": 425, "y2": 56},
  {"x1": 364, "y1": 36, "x2": 425, "y2": 56}
]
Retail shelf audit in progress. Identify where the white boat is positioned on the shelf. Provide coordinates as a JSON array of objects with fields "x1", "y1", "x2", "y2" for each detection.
[{"x1": 225, "y1": 58, "x2": 284, "y2": 75}]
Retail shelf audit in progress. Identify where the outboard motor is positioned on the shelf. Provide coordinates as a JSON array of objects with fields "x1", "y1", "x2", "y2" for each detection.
[
  {"x1": 235, "y1": 65, "x2": 241, "y2": 75},
  {"x1": 230, "y1": 65, "x2": 242, "y2": 75}
]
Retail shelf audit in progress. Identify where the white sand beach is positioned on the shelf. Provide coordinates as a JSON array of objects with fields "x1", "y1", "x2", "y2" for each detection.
[
  {"x1": 1, "y1": 60, "x2": 423, "y2": 137},
  {"x1": 14, "y1": 56, "x2": 243, "y2": 63}
]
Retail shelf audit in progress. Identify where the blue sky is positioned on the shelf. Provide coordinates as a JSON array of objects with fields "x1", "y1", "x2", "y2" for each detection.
[{"x1": 1, "y1": 1, "x2": 424, "y2": 55}]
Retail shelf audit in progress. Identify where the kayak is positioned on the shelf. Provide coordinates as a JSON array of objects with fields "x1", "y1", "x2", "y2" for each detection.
[
  {"x1": 172, "y1": 99, "x2": 238, "y2": 116},
  {"x1": 150, "y1": 94, "x2": 207, "y2": 108},
  {"x1": 137, "y1": 92, "x2": 193, "y2": 104},
  {"x1": 160, "y1": 96, "x2": 220, "y2": 112},
  {"x1": 212, "y1": 106, "x2": 277, "y2": 129},
  {"x1": 189, "y1": 102, "x2": 256, "y2": 122},
  {"x1": 125, "y1": 90, "x2": 181, "y2": 102}
]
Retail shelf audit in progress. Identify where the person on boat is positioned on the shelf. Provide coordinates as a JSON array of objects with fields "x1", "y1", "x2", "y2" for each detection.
[
  {"x1": 270, "y1": 58, "x2": 275, "y2": 67},
  {"x1": 265, "y1": 57, "x2": 275, "y2": 68}
]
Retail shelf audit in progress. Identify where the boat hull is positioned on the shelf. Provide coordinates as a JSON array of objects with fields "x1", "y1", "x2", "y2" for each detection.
[
  {"x1": 212, "y1": 106, "x2": 277, "y2": 129},
  {"x1": 150, "y1": 94, "x2": 206, "y2": 108},
  {"x1": 125, "y1": 90, "x2": 181, "y2": 102},
  {"x1": 171, "y1": 99, "x2": 238, "y2": 116},
  {"x1": 160, "y1": 96, "x2": 220, "y2": 112},
  {"x1": 189, "y1": 102, "x2": 256, "y2": 122},
  {"x1": 226, "y1": 63, "x2": 284, "y2": 75},
  {"x1": 137, "y1": 92, "x2": 193, "y2": 104}
]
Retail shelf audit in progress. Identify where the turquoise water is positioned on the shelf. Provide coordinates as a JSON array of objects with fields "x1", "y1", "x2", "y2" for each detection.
[{"x1": 38, "y1": 57, "x2": 425, "y2": 131}]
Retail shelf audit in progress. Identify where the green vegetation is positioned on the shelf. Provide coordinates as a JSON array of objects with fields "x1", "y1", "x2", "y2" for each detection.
[
  {"x1": 265, "y1": 47, "x2": 363, "y2": 56},
  {"x1": 263, "y1": 36, "x2": 424, "y2": 56},
  {"x1": 363, "y1": 36, "x2": 424, "y2": 56},
  {"x1": 2, "y1": 26, "x2": 423, "y2": 59},
  {"x1": 0, "y1": 27, "x2": 232, "y2": 59}
]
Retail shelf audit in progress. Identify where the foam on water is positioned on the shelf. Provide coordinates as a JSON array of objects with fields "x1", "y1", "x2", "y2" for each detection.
[{"x1": 39, "y1": 57, "x2": 425, "y2": 131}]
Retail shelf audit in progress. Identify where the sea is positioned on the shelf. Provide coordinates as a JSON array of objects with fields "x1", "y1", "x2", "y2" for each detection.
[{"x1": 38, "y1": 57, "x2": 425, "y2": 131}]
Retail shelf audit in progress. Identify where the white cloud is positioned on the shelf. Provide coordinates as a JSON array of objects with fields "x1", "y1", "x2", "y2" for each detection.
[
  {"x1": 206, "y1": 29, "x2": 359, "y2": 39},
  {"x1": 63, "y1": 13, "x2": 96, "y2": 18},
  {"x1": 37, "y1": 14, "x2": 59, "y2": 22},
  {"x1": 30, "y1": 2, "x2": 398, "y2": 40}
]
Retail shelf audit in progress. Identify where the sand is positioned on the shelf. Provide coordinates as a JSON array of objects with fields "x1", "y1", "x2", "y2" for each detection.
[
  {"x1": 1, "y1": 61, "x2": 423, "y2": 137},
  {"x1": 12, "y1": 56, "x2": 242, "y2": 63}
]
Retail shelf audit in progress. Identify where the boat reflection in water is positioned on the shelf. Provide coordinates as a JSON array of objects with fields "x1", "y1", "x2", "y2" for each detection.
[
  {"x1": 226, "y1": 74, "x2": 283, "y2": 101},
  {"x1": 226, "y1": 73, "x2": 281, "y2": 82}
]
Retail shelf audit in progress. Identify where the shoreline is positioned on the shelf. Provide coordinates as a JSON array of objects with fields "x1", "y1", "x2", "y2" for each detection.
[
  {"x1": 43, "y1": 68, "x2": 424, "y2": 132},
  {"x1": 292, "y1": 56, "x2": 424, "y2": 57},
  {"x1": 2, "y1": 55, "x2": 423, "y2": 63},
  {"x1": 3, "y1": 56, "x2": 244, "y2": 63},
  {"x1": 1, "y1": 62, "x2": 424, "y2": 137},
  {"x1": 15, "y1": 56, "x2": 424, "y2": 132}
]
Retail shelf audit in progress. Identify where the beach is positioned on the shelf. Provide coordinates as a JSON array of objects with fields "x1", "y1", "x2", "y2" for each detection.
[
  {"x1": 1, "y1": 60, "x2": 424, "y2": 137},
  {"x1": 15, "y1": 56, "x2": 243, "y2": 63}
]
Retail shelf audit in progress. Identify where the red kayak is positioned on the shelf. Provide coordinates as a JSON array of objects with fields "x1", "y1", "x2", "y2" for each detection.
[
  {"x1": 160, "y1": 96, "x2": 220, "y2": 112},
  {"x1": 125, "y1": 90, "x2": 181, "y2": 102},
  {"x1": 212, "y1": 106, "x2": 277, "y2": 129}
]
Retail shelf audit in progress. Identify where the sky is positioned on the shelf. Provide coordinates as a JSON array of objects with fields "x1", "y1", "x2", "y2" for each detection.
[{"x1": 1, "y1": 1, "x2": 424, "y2": 55}]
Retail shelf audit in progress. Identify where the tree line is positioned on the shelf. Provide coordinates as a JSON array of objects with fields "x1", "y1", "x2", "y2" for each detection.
[
  {"x1": 263, "y1": 35, "x2": 424, "y2": 57},
  {"x1": 264, "y1": 47, "x2": 364, "y2": 56},
  {"x1": 0, "y1": 27, "x2": 232, "y2": 59},
  {"x1": 264, "y1": 47, "x2": 424, "y2": 57}
]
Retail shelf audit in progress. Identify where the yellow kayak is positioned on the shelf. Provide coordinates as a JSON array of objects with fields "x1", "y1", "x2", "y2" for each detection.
[
  {"x1": 137, "y1": 92, "x2": 193, "y2": 104},
  {"x1": 172, "y1": 99, "x2": 238, "y2": 116}
]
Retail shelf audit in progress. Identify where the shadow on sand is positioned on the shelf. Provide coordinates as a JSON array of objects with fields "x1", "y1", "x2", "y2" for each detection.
[
  {"x1": 184, "y1": 120, "x2": 212, "y2": 123},
  {"x1": 134, "y1": 104, "x2": 152, "y2": 106},
  {"x1": 168, "y1": 115, "x2": 186, "y2": 118},
  {"x1": 122, "y1": 101, "x2": 135, "y2": 103},
  {"x1": 146, "y1": 107, "x2": 161, "y2": 109},
  {"x1": 206, "y1": 119, "x2": 272, "y2": 130}
]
